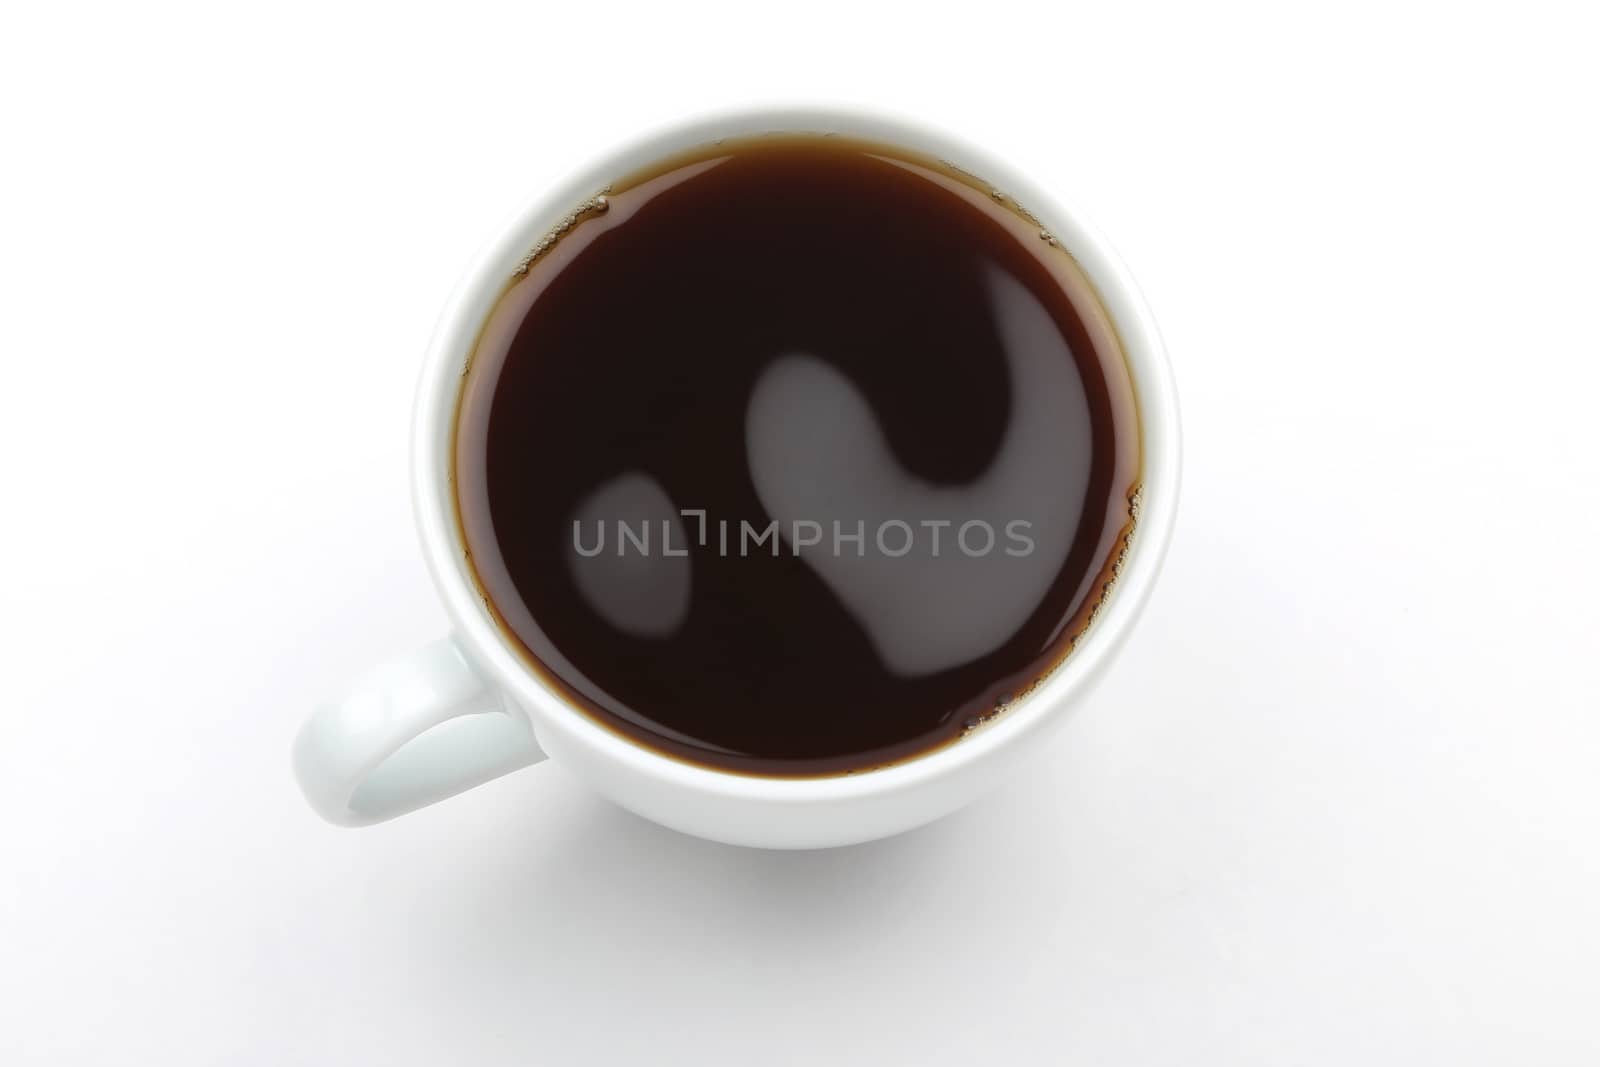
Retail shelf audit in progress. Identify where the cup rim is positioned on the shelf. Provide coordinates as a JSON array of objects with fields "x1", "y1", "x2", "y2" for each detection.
[{"x1": 411, "y1": 103, "x2": 1180, "y2": 803}]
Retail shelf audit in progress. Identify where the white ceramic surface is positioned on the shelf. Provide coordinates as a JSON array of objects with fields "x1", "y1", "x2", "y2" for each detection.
[{"x1": 293, "y1": 106, "x2": 1181, "y2": 848}]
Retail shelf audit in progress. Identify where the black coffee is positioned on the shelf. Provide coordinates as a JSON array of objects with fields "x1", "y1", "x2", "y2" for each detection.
[{"x1": 455, "y1": 134, "x2": 1140, "y2": 776}]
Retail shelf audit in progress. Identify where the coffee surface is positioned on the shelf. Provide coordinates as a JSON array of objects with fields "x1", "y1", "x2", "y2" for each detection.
[{"x1": 456, "y1": 135, "x2": 1140, "y2": 775}]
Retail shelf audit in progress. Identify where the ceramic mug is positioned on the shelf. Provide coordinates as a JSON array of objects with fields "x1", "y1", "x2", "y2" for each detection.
[{"x1": 291, "y1": 106, "x2": 1180, "y2": 849}]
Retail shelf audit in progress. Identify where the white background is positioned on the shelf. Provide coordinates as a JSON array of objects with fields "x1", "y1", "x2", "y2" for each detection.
[{"x1": 3, "y1": 1, "x2": 1597, "y2": 1063}]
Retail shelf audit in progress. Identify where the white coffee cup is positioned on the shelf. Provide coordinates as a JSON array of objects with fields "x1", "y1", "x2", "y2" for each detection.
[{"x1": 292, "y1": 106, "x2": 1180, "y2": 849}]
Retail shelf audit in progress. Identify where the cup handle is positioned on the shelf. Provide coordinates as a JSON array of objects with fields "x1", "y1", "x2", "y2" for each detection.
[{"x1": 292, "y1": 634, "x2": 546, "y2": 826}]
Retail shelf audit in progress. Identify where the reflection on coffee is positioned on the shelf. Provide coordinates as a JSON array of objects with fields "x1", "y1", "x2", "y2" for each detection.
[{"x1": 455, "y1": 134, "x2": 1140, "y2": 775}]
